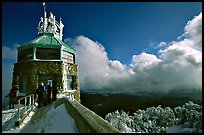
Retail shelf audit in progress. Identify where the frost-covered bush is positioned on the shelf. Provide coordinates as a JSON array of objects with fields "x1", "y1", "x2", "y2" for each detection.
[
  {"x1": 105, "y1": 110, "x2": 133, "y2": 133},
  {"x1": 131, "y1": 105, "x2": 175, "y2": 133},
  {"x1": 105, "y1": 105, "x2": 175, "y2": 133},
  {"x1": 105, "y1": 101, "x2": 202, "y2": 133},
  {"x1": 174, "y1": 101, "x2": 202, "y2": 133}
]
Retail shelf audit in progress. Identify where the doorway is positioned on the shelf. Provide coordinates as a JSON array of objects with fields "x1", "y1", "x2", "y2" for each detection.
[
  {"x1": 38, "y1": 74, "x2": 56, "y2": 102},
  {"x1": 67, "y1": 75, "x2": 74, "y2": 90}
]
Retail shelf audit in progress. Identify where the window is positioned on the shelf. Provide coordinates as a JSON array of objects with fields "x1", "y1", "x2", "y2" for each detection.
[
  {"x1": 19, "y1": 77, "x2": 26, "y2": 93},
  {"x1": 18, "y1": 48, "x2": 33, "y2": 62},
  {"x1": 62, "y1": 50, "x2": 74, "y2": 64},
  {"x1": 67, "y1": 75, "x2": 75, "y2": 90},
  {"x1": 36, "y1": 48, "x2": 60, "y2": 60}
]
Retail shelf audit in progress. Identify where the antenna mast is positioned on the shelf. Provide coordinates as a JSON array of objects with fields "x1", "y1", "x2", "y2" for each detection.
[{"x1": 43, "y1": 2, "x2": 46, "y2": 33}]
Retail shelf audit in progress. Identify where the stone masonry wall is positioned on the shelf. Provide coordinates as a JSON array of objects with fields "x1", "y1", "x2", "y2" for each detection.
[
  {"x1": 13, "y1": 61, "x2": 63, "y2": 95},
  {"x1": 12, "y1": 61, "x2": 80, "y2": 102},
  {"x1": 67, "y1": 63, "x2": 80, "y2": 102}
]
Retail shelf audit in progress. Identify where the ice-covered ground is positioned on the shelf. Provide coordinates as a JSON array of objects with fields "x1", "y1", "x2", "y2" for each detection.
[
  {"x1": 2, "y1": 98, "x2": 202, "y2": 133},
  {"x1": 2, "y1": 102, "x2": 79, "y2": 133},
  {"x1": 2, "y1": 105, "x2": 20, "y2": 133}
]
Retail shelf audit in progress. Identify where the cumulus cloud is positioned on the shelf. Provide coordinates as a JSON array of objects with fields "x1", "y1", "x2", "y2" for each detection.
[
  {"x1": 131, "y1": 52, "x2": 161, "y2": 69},
  {"x1": 2, "y1": 63, "x2": 13, "y2": 97},
  {"x1": 2, "y1": 44, "x2": 18, "y2": 101},
  {"x1": 2, "y1": 45, "x2": 18, "y2": 60},
  {"x1": 184, "y1": 12, "x2": 202, "y2": 51},
  {"x1": 4, "y1": 13, "x2": 201, "y2": 96},
  {"x1": 66, "y1": 12, "x2": 202, "y2": 94},
  {"x1": 67, "y1": 36, "x2": 110, "y2": 89},
  {"x1": 155, "y1": 41, "x2": 167, "y2": 49}
]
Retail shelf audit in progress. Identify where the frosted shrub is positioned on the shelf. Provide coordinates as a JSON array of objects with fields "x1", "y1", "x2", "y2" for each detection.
[
  {"x1": 174, "y1": 101, "x2": 202, "y2": 132},
  {"x1": 105, "y1": 110, "x2": 133, "y2": 133},
  {"x1": 131, "y1": 105, "x2": 175, "y2": 133},
  {"x1": 105, "y1": 106, "x2": 175, "y2": 133},
  {"x1": 105, "y1": 101, "x2": 202, "y2": 133}
]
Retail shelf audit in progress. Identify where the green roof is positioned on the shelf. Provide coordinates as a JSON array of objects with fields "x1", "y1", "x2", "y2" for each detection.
[{"x1": 17, "y1": 33, "x2": 75, "y2": 54}]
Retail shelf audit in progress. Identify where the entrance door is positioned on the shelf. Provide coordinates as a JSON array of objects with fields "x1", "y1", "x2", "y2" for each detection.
[
  {"x1": 38, "y1": 74, "x2": 56, "y2": 102},
  {"x1": 38, "y1": 74, "x2": 55, "y2": 89}
]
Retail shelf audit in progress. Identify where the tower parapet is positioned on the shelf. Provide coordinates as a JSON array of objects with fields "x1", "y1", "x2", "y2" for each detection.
[{"x1": 37, "y1": 2, "x2": 64, "y2": 40}]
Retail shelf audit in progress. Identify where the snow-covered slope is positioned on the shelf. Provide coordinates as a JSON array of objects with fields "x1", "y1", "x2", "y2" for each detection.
[
  {"x1": 2, "y1": 99, "x2": 201, "y2": 133},
  {"x1": 2, "y1": 102, "x2": 79, "y2": 133},
  {"x1": 2, "y1": 105, "x2": 20, "y2": 132}
]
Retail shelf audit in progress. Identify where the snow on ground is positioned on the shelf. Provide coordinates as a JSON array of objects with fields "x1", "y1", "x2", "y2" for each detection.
[
  {"x1": 166, "y1": 125, "x2": 198, "y2": 133},
  {"x1": 2, "y1": 102, "x2": 79, "y2": 133},
  {"x1": 166, "y1": 125, "x2": 183, "y2": 133},
  {"x1": 2, "y1": 105, "x2": 19, "y2": 132}
]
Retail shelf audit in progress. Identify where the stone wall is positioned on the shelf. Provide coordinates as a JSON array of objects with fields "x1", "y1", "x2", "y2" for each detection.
[
  {"x1": 55, "y1": 98, "x2": 120, "y2": 133},
  {"x1": 66, "y1": 63, "x2": 80, "y2": 102},
  {"x1": 13, "y1": 61, "x2": 63, "y2": 95},
  {"x1": 12, "y1": 61, "x2": 79, "y2": 97},
  {"x1": 12, "y1": 61, "x2": 80, "y2": 102}
]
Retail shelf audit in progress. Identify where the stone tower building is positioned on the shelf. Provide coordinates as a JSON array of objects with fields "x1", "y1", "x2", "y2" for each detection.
[{"x1": 11, "y1": 3, "x2": 80, "y2": 102}]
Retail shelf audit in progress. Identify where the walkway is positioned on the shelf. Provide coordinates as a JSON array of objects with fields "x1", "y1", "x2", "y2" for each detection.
[{"x1": 2, "y1": 100, "x2": 79, "y2": 133}]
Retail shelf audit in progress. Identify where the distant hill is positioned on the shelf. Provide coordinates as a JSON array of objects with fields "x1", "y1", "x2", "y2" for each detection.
[{"x1": 80, "y1": 92, "x2": 202, "y2": 119}]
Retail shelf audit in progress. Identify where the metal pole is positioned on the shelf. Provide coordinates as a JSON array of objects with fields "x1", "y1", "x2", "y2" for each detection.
[
  {"x1": 25, "y1": 96, "x2": 27, "y2": 112},
  {"x1": 18, "y1": 99, "x2": 20, "y2": 120},
  {"x1": 32, "y1": 94, "x2": 34, "y2": 109},
  {"x1": 43, "y1": 2, "x2": 46, "y2": 33},
  {"x1": 29, "y1": 95, "x2": 31, "y2": 110}
]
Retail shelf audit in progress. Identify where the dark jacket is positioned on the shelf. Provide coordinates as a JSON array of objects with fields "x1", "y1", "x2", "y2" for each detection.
[
  {"x1": 10, "y1": 88, "x2": 16, "y2": 98},
  {"x1": 36, "y1": 85, "x2": 46, "y2": 97}
]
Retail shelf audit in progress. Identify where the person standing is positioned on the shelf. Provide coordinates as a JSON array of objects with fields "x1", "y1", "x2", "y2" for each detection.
[
  {"x1": 36, "y1": 82, "x2": 46, "y2": 108},
  {"x1": 8, "y1": 87, "x2": 17, "y2": 109},
  {"x1": 47, "y1": 82, "x2": 52, "y2": 104}
]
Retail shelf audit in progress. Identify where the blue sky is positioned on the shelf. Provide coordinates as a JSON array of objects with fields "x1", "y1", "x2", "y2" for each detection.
[
  {"x1": 2, "y1": 2, "x2": 202, "y2": 95},
  {"x1": 2, "y1": 2, "x2": 201, "y2": 64}
]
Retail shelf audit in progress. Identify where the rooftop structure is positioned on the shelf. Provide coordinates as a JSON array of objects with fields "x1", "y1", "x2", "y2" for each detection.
[{"x1": 11, "y1": 2, "x2": 80, "y2": 102}]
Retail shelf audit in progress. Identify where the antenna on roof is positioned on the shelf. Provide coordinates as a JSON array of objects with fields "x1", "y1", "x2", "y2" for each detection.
[{"x1": 43, "y1": 2, "x2": 47, "y2": 33}]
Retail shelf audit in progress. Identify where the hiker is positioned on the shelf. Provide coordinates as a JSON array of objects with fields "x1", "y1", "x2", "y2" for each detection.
[
  {"x1": 52, "y1": 88, "x2": 57, "y2": 101},
  {"x1": 47, "y1": 82, "x2": 52, "y2": 104},
  {"x1": 36, "y1": 82, "x2": 47, "y2": 108},
  {"x1": 8, "y1": 87, "x2": 17, "y2": 109}
]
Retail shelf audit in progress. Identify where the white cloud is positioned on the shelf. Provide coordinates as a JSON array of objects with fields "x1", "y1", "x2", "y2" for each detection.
[
  {"x1": 2, "y1": 44, "x2": 18, "y2": 99},
  {"x1": 155, "y1": 41, "x2": 167, "y2": 49},
  {"x1": 2, "y1": 63, "x2": 13, "y2": 97},
  {"x1": 184, "y1": 12, "x2": 202, "y2": 51},
  {"x1": 67, "y1": 34, "x2": 201, "y2": 93},
  {"x1": 109, "y1": 60, "x2": 126, "y2": 73},
  {"x1": 131, "y1": 52, "x2": 161, "y2": 69},
  {"x1": 2, "y1": 46, "x2": 17, "y2": 60},
  {"x1": 2, "y1": 13, "x2": 202, "y2": 97},
  {"x1": 69, "y1": 36, "x2": 110, "y2": 90},
  {"x1": 66, "y1": 12, "x2": 202, "y2": 94}
]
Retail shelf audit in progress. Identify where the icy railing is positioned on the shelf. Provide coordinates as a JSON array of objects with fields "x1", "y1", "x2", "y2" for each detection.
[
  {"x1": 17, "y1": 94, "x2": 36, "y2": 121},
  {"x1": 57, "y1": 90, "x2": 77, "y2": 101}
]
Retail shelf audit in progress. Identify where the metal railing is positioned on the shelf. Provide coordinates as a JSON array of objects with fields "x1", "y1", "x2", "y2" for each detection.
[{"x1": 17, "y1": 94, "x2": 36, "y2": 121}]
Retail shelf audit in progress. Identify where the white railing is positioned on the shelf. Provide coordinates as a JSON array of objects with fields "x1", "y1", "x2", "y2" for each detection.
[{"x1": 17, "y1": 94, "x2": 36, "y2": 121}]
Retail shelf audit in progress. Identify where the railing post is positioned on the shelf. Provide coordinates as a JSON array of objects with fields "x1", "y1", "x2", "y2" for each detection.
[
  {"x1": 25, "y1": 96, "x2": 27, "y2": 112},
  {"x1": 29, "y1": 95, "x2": 31, "y2": 109},
  {"x1": 18, "y1": 99, "x2": 20, "y2": 120},
  {"x1": 16, "y1": 94, "x2": 36, "y2": 125},
  {"x1": 32, "y1": 94, "x2": 34, "y2": 110}
]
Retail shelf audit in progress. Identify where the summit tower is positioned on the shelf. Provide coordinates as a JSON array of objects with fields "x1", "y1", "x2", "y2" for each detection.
[{"x1": 11, "y1": 2, "x2": 80, "y2": 102}]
